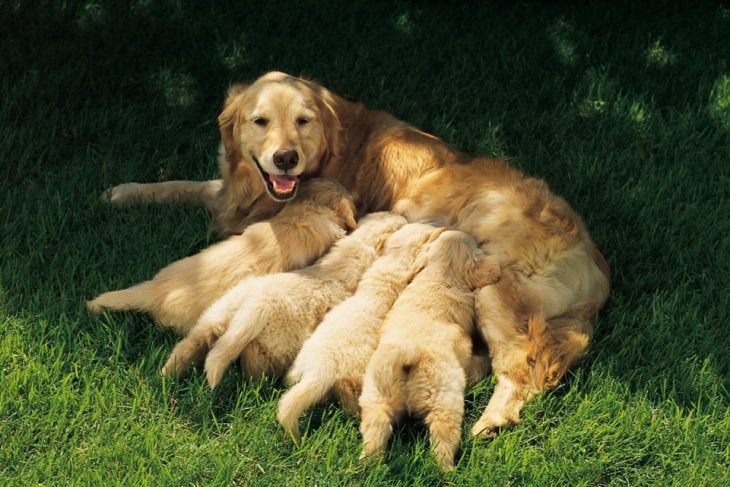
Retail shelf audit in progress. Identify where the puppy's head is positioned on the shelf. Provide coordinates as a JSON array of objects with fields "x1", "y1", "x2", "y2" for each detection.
[
  {"x1": 218, "y1": 71, "x2": 339, "y2": 202},
  {"x1": 417, "y1": 230, "x2": 501, "y2": 288},
  {"x1": 377, "y1": 223, "x2": 445, "y2": 255},
  {"x1": 296, "y1": 178, "x2": 358, "y2": 231}
]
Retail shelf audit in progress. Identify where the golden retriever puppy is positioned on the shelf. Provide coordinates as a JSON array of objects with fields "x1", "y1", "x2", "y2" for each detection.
[
  {"x1": 276, "y1": 222, "x2": 445, "y2": 442},
  {"x1": 87, "y1": 178, "x2": 357, "y2": 336},
  {"x1": 105, "y1": 71, "x2": 611, "y2": 431},
  {"x1": 161, "y1": 213, "x2": 407, "y2": 387},
  {"x1": 358, "y1": 230, "x2": 500, "y2": 471}
]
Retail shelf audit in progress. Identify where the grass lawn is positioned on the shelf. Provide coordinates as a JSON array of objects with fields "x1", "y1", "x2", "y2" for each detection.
[{"x1": 1, "y1": 1, "x2": 729, "y2": 484}]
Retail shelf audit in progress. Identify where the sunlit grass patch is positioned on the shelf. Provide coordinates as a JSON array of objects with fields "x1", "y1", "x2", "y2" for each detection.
[
  {"x1": 709, "y1": 74, "x2": 730, "y2": 130},
  {"x1": 645, "y1": 39, "x2": 677, "y2": 68}
]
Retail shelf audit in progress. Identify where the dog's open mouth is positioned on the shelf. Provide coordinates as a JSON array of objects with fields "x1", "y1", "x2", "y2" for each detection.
[{"x1": 252, "y1": 156, "x2": 299, "y2": 202}]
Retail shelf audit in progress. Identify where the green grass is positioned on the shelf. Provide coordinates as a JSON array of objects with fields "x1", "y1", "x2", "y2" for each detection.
[{"x1": 1, "y1": 1, "x2": 729, "y2": 484}]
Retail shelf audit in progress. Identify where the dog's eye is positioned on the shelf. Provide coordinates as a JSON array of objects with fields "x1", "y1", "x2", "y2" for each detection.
[
  {"x1": 297, "y1": 117, "x2": 311, "y2": 126},
  {"x1": 252, "y1": 117, "x2": 269, "y2": 127}
]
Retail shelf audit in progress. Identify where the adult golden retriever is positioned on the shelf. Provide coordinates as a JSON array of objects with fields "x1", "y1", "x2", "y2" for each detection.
[{"x1": 108, "y1": 71, "x2": 611, "y2": 437}]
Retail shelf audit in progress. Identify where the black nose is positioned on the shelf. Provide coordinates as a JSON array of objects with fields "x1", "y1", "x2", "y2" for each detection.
[{"x1": 273, "y1": 149, "x2": 299, "y2": 171}]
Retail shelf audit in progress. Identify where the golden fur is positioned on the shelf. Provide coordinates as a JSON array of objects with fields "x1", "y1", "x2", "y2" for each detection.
[
  {"x1": 277, "y1": 222, "x2": 445, "y2": 442},
  {"x1": 104, "y1": 71, "x2": 611, "y2": 434},
  {"x1": 358, "y1": 230, "x2": 500, "y2": 471},
  {"x1": 161, "y1": 213, "x2": 406, "y2": 387},
  {"x1": 87, "y1": 178, "x2": 357, "y2": 336}
]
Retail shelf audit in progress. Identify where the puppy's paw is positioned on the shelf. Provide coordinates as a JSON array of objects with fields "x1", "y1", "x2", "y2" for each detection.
[
  {"x1": 358, "y1": 445, "x2": 385, "y2": 465},
  {"x1": 205, "y1": 359, "x2": 226, "y2": 389},
  {"x1": 160, "y1": 353, "x2": 186, "y2": 378}
]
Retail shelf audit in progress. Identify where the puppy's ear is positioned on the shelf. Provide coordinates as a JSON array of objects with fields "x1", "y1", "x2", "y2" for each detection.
[
  {"x1": 375, "y1": 234, "x2": 388, "y2": 254},
  {"x1": 218, "y1": 84, "x2": 249, "y2": 167},
  {"x1": 409, "y1": 227, "x2": 446, "y2": 272},
  {"x1": 469, "y1": 253, "x2": 501, "y2": 289},
  {"x1": 302, "y1": 179, "x2": 358, "y2": 231},
  {"x1": 426, "y1": 226, "x2": 447, "y2": 243},
  {"x1": 338, "y1": 199, "x2": 358, "y2": 231}
]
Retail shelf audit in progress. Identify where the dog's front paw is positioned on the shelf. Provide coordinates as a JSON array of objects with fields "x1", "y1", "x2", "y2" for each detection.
[
  {"x1": 469, "y1": 416, "x2": 501, "y2": 439},
  {"x1": 470, "y1": 410, "x2": 518, "y2": 439},
  {"x1": 85, "y1": 298, "x2": 104, "y2": 314},
  {"x1": 104, "y1": 183, "x2": 143, "y2": 206}
]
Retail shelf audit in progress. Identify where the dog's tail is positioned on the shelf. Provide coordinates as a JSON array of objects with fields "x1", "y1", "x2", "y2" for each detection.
[
  {"x1": 277, "y1": 364, "x2": 337, "y2": 443},
  {"x1": 369, "y1": 341, "x2": 421, "y2": 397},
  {"x1": 203, "y1": 300, "x2": 270, "y2": 389},
  {"x1": 86, "y1": 281, "x2": 155, "y2": 314}
]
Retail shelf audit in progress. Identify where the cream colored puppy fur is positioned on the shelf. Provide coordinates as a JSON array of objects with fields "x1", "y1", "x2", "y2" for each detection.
[
  {"x1": 358, "y1": 230, "x2": 500, "y2": 471},
  {"x1": 277, "y1": 222, "x2": 445, "y2": 442},
  {"x1": 87, "y1": 178, "x2": 357, "y2": 336},
  {"x1": 162, "y1": 213, "x2": 406, "y2": 387}
]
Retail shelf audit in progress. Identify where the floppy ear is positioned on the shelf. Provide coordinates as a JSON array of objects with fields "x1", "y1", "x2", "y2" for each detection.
[
  {"x1": 375, "y1": 234, "x2": 388, "y2": 254},
  {"x1": 300, "y1": 179, "x2": 358, "y2": 231},
  {"x1": 410, "y1": 227, "x2": 447, "y2": 271},
  {"x1": 218, "y1": 84, "x2": 249, "y2": 169},
  {"x1": 338, "y1": 198, "x2": 358, "y2": 231},
  {"x1": 426, "y1": 226, "x2": 447, "y2": 243},
  {"x1": 468, "y1": 253, "x2": 501, "y2": 289},
  {"x1": 527, "y1": 314, "x2": 549, "y2": 342},
  {"x1": 545, "y1": 328, "x2": 590, "y2": 388},
  {"x1": 309, "y1": 83, "x2": 344, "y2": 161}
]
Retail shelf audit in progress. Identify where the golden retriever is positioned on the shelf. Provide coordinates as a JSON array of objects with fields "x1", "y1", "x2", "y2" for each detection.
[
  {"x1": 88, "y1": 178, "x2": 357, "y2": 336},
  {"x1": 161, "y1": 213, "x2": 406, "y2": 387},
  {"x1": 104, "y1": 71, "x2": 611, "y2": 435},
  {"x1": 358, "y1": 230, "x2": 500, "y2": 471},
  {"x1": 277, "y1": 222, "x2": 445, "y2": 442}
]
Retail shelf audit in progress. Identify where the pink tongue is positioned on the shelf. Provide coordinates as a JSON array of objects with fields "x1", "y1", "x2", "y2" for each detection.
[{"x1": 269, "y1": 174, "x2": 297, "y2": 193}]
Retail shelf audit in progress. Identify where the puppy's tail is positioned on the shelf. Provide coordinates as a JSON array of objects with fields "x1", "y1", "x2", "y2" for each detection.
[
  {"x1": 86, "y1": 281, "x2": 155, "y2": 314},
  {"x1": 277, "y1": 366, "x2": 336, "y2": 443},
  {"x1": 370, "y1": 341, "x2": 421, "y2": 396},
  {"x1": 204, "y1": 301, "x2": 270, "y2": 389}
]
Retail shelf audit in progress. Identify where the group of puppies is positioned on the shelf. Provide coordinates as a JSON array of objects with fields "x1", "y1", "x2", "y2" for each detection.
[
  {"x1": 89, "y1": 179, "x2": 499, "y2": 470},
  {"x1": 88, "y1": 71, "x2": 611, "y2": 471}
]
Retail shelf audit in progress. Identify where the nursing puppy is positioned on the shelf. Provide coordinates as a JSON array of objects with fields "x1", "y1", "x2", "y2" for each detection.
[
  {"x1": 87, "y1": 178, "x2": 357, "y2": 336},
  {"x1": 277, "y1": 222, "x2": 445, "y2": 442},
  {"x1": 358, "y1": 230, "x2": 500, "y2": 471},
  {"x1": 161, "y1": 213, "x2": 406, "y2": 386}
]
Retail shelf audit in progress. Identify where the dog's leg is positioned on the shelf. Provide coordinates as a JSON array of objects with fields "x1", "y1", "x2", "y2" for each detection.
[
  {"x1": 358, "y1": 370, "x2": 405, "y2": 462},
  {"x1": 470, "y1": 372, "x2": 525, "y2": 438},
  {"x1": 358, "y1": 399, "x2": 397, "y2": 462},
  {"x1": 471, "y1": 282, "x2": 532, "y2": 437},
  {"x1": 277, "y1": 370, "x2": 335, "y2": 443},
  {"x1": 161, "y1": 321, "x2": 225, "y2": 377},
  {"x1": 105, "y1": 180, "x2": 224, "y2": 211},
  {"x1": 86, "y1": 281, "x2": 155, "y2": 314},
  {"x1": 466, "y1": 353, "x2": 491, "y2": 386},
  {"x1": 425, "y1": 404, "x2": 464, "y2": 472},
  {"x1": 204, "y1": 300, "x2": 269, "y2": 388}
]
